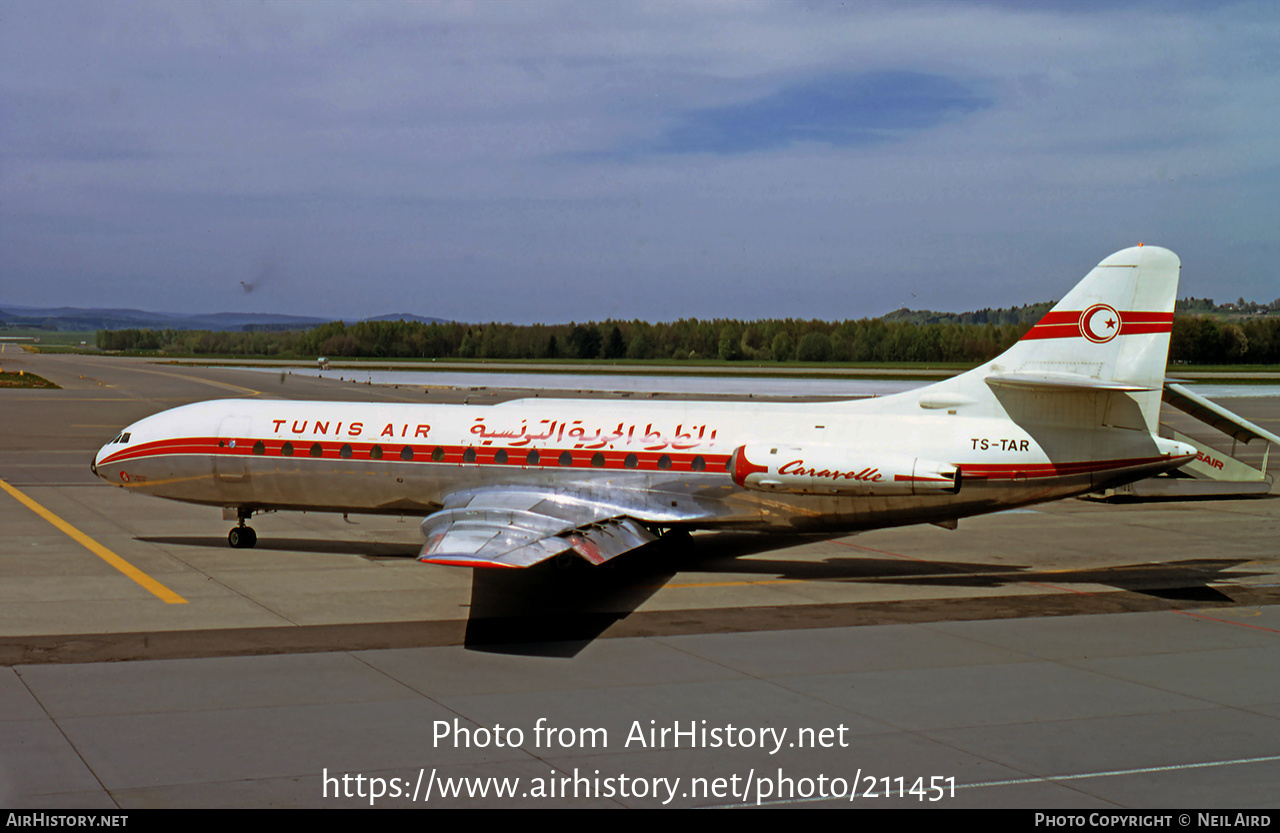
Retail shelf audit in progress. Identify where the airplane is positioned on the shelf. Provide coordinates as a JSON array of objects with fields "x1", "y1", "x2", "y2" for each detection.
[{"x1": 93, "y1": 245, "x2": 1197, "y2": 569}]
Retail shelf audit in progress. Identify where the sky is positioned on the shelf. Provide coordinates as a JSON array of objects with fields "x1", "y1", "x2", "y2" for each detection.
[{"x1": 2, "y1": 0, "x2": 1278, "y2": 324}]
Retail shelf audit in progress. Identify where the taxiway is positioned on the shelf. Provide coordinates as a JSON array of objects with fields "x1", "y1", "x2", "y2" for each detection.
[{"x1": 2, "y1": 350, "x2": 1278, "y2": 808}]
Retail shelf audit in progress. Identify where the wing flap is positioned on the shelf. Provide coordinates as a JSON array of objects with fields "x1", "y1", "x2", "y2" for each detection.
[
  {"x1": 418, "y1": 489, "x2": 657, "y2": 569},
  {"x1": 564, "y1": 518, "x2": 657, "y2": 566}
]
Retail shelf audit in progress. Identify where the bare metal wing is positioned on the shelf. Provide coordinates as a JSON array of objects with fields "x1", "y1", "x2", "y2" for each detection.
[{"x1": 417, "y1": 488, "x2": 658, "y2": 569}]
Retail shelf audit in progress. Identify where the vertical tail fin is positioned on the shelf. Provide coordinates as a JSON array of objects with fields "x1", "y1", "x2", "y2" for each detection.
[
  {"x1": 1002, "y1": 244, "x2": 1179, "y2": 391},
  {"x1": 935, "y1": 245, "x2": 1180, "y2": 433}
]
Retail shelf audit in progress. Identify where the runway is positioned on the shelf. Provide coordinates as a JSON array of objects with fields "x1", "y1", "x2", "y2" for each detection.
[{"x1": 2, "y1": 349, "x2": 1278, "y2": 808}]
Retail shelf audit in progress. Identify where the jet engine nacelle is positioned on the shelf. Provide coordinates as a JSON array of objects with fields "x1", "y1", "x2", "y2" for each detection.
[{"x1": 729, "y1": 444, "x2": 960, "y2": 496}]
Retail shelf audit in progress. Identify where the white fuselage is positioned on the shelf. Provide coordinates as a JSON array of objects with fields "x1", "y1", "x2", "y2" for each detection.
[
  {"x1": 92, "y1": 388, "x2": 1189, "y2": 534},
  {"x1": 90, "y1": 245, "x2": 1199, "y2": 564}
]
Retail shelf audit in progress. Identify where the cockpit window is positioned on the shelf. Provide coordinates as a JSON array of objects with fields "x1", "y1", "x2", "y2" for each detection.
[{"x1": 120, "y1": 433, "x2": 130, "y2": 444}]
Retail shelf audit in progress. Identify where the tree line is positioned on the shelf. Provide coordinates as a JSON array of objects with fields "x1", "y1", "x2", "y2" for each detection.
[{"x1": 95, "y1": 313, "x2": 1280, "y2": 365}]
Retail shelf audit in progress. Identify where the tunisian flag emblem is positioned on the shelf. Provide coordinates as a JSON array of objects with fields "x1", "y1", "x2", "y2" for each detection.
[{"x1": 1079, "y1": 303, "x2": 1120, "y2": 343}]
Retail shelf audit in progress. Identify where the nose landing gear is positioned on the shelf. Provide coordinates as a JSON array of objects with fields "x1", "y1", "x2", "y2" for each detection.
[
  {"x1": 228, "y1": 525, "x2": 257, "y2": 548},
  {"x1": 228, "y1": 508, "x2": 257, "y2": 548}
]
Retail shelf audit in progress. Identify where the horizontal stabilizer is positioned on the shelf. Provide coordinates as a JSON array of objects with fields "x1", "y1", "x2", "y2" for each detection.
[{"x1": 985, "y1": 372, "x2": 1154, "y2": 393}]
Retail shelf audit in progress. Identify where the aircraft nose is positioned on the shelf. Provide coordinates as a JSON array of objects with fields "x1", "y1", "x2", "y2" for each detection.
[
  {"x1": 92, "y1": 442, "x2": 107, "y2": 479},
  {"x1": 93, "y1": 430, "x2": 127, "y2": 483}
]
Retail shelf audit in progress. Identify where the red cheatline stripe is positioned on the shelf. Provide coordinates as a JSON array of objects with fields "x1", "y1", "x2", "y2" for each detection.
[
  {"x1": 960, "y1": 454, "x2": 1183, "y2": 481},
  {"x1": 100, "y1": 438, "x2": 210, "y2": 464},
  {"x1": 102, "y1": 437, "x2": 732, "y2": 474},
  {"x1": 103, "y1": 438, "x2": 1185, "y2": 483}
]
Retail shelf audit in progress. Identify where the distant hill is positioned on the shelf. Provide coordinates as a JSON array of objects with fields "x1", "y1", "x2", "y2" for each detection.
[
  {"x1": 881, "y1": 301, "x2": 1054, "y2": 327},
  {"x1": 1175, "y1": 296, "x2": 1280, "y2": 316},
  {"x1": 0, "y1": 305, "x2": 449, "y2": 332},
  {"x1": 362, "y1": 313, "x2": 451, "y2": 325}
]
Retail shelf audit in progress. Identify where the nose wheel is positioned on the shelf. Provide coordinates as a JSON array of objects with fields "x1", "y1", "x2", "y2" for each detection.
[
  {"x1": 228, "y1": 520, "x2": 257, "y2": 549},
  {"x1": 227, "y1": 506, "x2": 258, "y2": 549}
]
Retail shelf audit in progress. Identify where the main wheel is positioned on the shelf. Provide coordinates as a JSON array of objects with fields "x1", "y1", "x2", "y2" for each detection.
[{"x1": 228, "y1": 526, "x2": 258, "y2": 549}]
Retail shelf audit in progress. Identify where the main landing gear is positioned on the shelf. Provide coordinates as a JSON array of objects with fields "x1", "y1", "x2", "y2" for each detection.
[{"x1": 228, "y1": 508, "x2": 257, "y2": 549}]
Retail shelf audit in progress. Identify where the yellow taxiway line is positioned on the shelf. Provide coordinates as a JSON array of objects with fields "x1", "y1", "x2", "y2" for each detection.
[{"x1": 0, "y1": 477, "x2": 187, "y2": 604}]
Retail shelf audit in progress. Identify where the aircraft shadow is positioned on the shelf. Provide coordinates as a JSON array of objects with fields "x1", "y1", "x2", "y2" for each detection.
[
  {"x1": 138, "y1": 532, "x2": 1258, "y2": 657},
  {"x1": 141, "y1": 532, "x2": 679, "y2": 659},
  {"x1": 696, "y1": 537, "x2": 1255, "y2": 604},
  {"x1": 463, "y1": 543, "x2": 682, "y2": 658},
  {"x1": 847, "y1": 557, "x2": 1257, "y2": 602},
  {"x1": 676, "y1": 531, "x2": 1013, "y2": 581},
  {"x1": 679, "y1": 533, "x2": 1256, "y2": 601},
  {"x1": 459, "y1": 533, "x2": 858, "y2": 657},
  {"x1": 1094, "y1": 493, "x2": 1278, "y2": 505}
]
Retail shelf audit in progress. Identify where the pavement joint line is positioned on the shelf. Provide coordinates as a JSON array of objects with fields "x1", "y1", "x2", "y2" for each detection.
[
  {"x1": 0, "y1": 476, "x2": 187, "y2": 604},
  {"x1": 719, "y1": 753, "x2": 1280, "y2": 807},
  {"x1": 957, "y1": 753, "x2": 1280, "y2": 790}
]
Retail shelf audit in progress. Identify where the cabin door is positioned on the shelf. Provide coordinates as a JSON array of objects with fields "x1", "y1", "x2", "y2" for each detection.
[{"x1": 214, "y1": 416, "x2": 252, "y2": 482}]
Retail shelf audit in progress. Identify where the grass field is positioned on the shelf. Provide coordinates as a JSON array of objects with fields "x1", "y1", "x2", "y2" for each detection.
[
  {"x1": 6, "y1": 330, "x2": 1279, "y2": 378},
  {"x1": 0, "y1": 370, "x2": 60, "y2": 389},
  {"x1": 0, "y1": 329, "x2": 98, "y2": 352}
]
